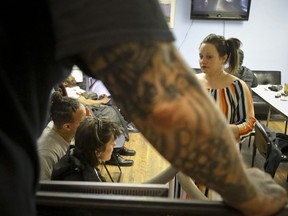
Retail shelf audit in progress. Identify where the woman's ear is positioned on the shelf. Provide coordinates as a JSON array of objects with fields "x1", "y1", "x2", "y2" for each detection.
[
  {"x1": 222, "y1": 54, "x2": 228, "y2": 63},
  {"x1": 95, "y1": 149, "x2": 102, "y2": 157}
]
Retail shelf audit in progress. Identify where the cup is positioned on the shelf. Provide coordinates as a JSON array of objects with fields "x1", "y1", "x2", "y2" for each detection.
[
  {"x1": 281, "y1": 83, "x2": 288, "y2": 101},
  {"x1": 284, "y1": 83, "x2": 288, "y2": 94}
]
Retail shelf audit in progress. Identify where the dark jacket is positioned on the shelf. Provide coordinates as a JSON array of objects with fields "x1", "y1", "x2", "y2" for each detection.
[
  {"x1": 51, "y1": 146, "x2": 106, "y2": 182},
  {"x1": 261, "y1": 123, "x2": 288, "y2": 177},
  {"x1": 237, "y1": 66, "x2": 258, "y2": 89}
]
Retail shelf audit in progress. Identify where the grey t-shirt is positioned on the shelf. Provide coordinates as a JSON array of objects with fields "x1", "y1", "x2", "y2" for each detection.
[{"x1": 37, "y1": 121, "x2": 71, "y2": 180}]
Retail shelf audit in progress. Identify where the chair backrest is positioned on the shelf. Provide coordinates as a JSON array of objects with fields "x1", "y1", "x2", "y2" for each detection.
[
  {"x1": 254, "y1": 120, "x2": 272, "y2": 159},
  {"x1": 252, "y1": 70, "x2": 281, "y2": 85},
  {"x1": 192, "y1": 68, "x2": 202, "y2": 74}
]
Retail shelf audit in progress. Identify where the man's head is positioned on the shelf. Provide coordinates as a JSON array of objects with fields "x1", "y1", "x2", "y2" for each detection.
[
  {"x1": 63, "y1": 75, "x2": 77, "y2": 87},
  {"x1": 239, "y1": 49, "x2": 244, "y2": 66},
  {"x1": 50, "y1": 91, "x2": 86, "y2": 137}
]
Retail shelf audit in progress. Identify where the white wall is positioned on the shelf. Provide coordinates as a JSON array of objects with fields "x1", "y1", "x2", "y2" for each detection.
[{"x1": 171, "y1": 0, "x2": 288, "y2": 84}]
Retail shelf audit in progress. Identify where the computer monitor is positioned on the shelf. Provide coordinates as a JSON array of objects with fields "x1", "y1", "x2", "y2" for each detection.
[
  {"x1": 36, "y1": 181, "x2": 288, "y2": 215},
  {"x1": 36, "y1": 191, "x2": 246, "y2": 216},
  {"x1": 38, "y1": 180, "x2": 170, "y2": 198}
]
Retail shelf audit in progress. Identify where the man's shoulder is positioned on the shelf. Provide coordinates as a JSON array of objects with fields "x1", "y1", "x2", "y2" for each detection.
[
  {"x1": 38, "y1": 124, "x2": 58, "y2": 144},
  {"x1": 37, "y1": 124, "x2": 69, "y2": 153},
  {"x1": 242, "y1": 66, "x2": 253, "y2": 74}
]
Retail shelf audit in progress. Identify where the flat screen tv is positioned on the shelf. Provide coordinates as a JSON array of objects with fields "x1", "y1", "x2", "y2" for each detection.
[
  {"x1": 38, "y1": 180, "x2": 170, "y2": 198},
  {"x1": 190, "y1": 0, "x2": 251, "y2": 21}
]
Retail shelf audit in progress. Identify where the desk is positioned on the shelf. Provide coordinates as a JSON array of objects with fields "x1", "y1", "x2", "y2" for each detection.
[{"x1": 252, "y1": 85, "x2": 288, "y2": 133}]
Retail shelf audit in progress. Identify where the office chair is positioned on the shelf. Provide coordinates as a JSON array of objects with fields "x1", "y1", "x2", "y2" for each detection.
[
  {"x1": 239, "y1": 129, "x2": 255, "y2": 151},
  {"x1": 251, "y1": 120, "x2": 288, "y2": 181}
]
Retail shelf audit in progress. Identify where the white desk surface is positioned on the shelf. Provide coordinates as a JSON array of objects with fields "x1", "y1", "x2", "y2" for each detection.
[{"x1": 252, "y1": 85, "x2": 288, "y2": 118}]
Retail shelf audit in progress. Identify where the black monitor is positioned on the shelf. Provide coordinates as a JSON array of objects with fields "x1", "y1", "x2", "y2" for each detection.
[
  {"x1": 36, "y1": 181, "x2": 288, "y2": 215},
  {"x1": 38, "y1": 180, "x2": 170, "y2": 198},
  {"x1": 190, "y1": 0, "x2": 251, "y2": 21},
  {"x1": 37, "y1": 181, "x2": 171, "y2": 216},
  {"x1": 36, "y1": 191, "x2": 251, "y2": 216}
]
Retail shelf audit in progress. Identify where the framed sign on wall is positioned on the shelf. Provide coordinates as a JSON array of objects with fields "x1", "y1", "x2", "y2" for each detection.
[{"x1": 159, "y1": 0, "x2": 176, "y2": 28}]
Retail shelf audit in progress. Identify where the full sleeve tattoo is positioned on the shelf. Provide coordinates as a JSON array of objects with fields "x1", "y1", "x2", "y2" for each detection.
[{"x1": 81, "y1": 41, "x2": 257, "y2": 207}]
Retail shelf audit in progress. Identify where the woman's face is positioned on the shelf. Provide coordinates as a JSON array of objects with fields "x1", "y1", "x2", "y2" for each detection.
[
  {"x1": 199, "y1": 43, "x2": 227, "y2": 75},
  {"x1": 99, "y1": 137, "x2": 116, "y2": 162}
]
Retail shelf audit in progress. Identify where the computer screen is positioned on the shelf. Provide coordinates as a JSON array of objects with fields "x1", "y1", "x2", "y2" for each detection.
[
  {"x1": 38, "y1": 180, "x2": 170, "y2": 198},
  {"x1": 36, "y1": 181, "x2": 288, "y2": 215}
]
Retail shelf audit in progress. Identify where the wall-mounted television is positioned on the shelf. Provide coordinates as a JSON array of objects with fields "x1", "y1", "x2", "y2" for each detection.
[{"x1": 190, "y1": 0, "x2": 251, "y2": 21}]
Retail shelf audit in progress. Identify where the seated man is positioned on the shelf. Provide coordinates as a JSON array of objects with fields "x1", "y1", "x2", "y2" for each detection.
[
  {"x1": 64, "y1": 75, "x2": 111, "y2": 106},
  {"x1": 37, "y1": 91, "x2": 87, "y2": 180},
  {"x1": 236, "y1": 49, "x2": 258, "y2": 90},
  {"x1": 87, "y1": 76, "x2": 139, "y2": 133}
]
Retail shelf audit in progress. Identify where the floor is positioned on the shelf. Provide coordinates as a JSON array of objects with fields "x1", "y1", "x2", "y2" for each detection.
[{"x1": 100, "y1": 132, "x2": 170, "y2": 184}]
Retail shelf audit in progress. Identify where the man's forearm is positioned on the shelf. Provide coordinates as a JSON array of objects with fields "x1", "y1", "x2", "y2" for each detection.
[
  {"x1": 78, "y1": 96, "x2": 103, "y2": 106},
  {"x1": 80, "y1": 41, "x2": 285, "y2": 214}
]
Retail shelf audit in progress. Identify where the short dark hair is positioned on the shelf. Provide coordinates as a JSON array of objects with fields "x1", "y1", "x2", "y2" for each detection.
[
  {"x1": 74, "y1": 118, "x2": 121, "y2": 167},
  {"x1": 50, "y1": 91, "x2": 81, "y2": 128}
]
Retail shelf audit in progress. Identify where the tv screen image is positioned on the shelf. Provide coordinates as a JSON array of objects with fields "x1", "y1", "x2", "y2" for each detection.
[{"x1": 191, "y1": 0, "x2": 251, "y2": 21}]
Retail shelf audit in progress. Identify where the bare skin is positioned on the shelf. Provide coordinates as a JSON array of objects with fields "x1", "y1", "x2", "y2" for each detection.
[
  {"x1": 81, "y1": 41, "x2": 287, "y2": 216},
  {"x1": 77, "y1": 94, "x2": 110, "y2": 106}
]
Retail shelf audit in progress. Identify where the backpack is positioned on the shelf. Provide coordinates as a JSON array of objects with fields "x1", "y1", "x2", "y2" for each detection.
[
  {"x1": 259, "y1": 122, "x2": 288, "y2": 155},
  {"x1": 259, "y1": 122, "x2": 288, "y2": 176},
  {"x1": 274, "y1": 133, "x2": 288, "y2": 156},
  {"x1": 87, "y1": 104, "x2": 129, "y2": 141},
  {"x1": 51, "y1": 145, "x2": 82, "y2": 180}
]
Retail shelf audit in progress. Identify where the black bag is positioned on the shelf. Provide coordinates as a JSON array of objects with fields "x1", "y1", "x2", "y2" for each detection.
[
  {"x1": 51, "y1": 145, "x2": 82, "y2": 180},
  {"x1": 260, "y1": 122, "x2": 288, "y2": 176},
  {"x1": 88, "y1": 104, "x2": 129, "y2": 141},
  {"x1": 82, "y1": 92, "x2": 98, "y2": 100},
  {"x1": 275, "y1": 133, "x2": 288, "y2": 155},
  {"x1": 259, "y1": 123, "x2": 288, "y2": 154},
  {"x1": 268, "y1": 85, "x2": 283, "y2": 92}
]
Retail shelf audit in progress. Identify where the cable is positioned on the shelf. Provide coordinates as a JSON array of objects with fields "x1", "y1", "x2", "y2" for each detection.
[
  {"x1": 178, "y1": 19, "x2": 194, "y2": 51},
  {"x1": 223, "y1": 20, "x2": 226, "y2": 37}
]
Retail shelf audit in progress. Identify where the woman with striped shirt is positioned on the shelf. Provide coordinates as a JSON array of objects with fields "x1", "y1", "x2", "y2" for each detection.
[{"x1": 196, "y1": 34, "x2": 255, "y2": 143}]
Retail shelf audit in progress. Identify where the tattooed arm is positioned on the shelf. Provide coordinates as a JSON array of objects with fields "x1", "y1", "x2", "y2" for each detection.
[{"x1": 80, "y1": 41, "x2": 287, "y2": 216}]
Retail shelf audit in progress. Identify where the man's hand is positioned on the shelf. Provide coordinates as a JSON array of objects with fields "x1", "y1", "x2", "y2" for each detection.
[
  {"x1": 85, "y1": 107, "x2": 93, "y2": 118},
  {"x1": 99, "y1": 94, "x2": 111, "y2": 104},
  {"x1": 229, "y1": 124, "x2": 240, "y2": 142},
  {"x1": 232, "y1": 168, "x2": 287, "y2": 216}
]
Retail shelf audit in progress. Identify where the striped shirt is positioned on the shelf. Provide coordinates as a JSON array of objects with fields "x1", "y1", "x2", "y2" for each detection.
[{"x1": 208, "y1": 79, "x2": 256, "y2": 140}]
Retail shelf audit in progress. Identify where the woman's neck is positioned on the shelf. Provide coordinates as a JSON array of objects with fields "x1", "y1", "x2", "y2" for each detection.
[
  {"x1": 205, "y1": 69, "x2": 226, "y2": 80},
  {"x1": 204, "y1": 70, "x2": 233, "y2": 89}
]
